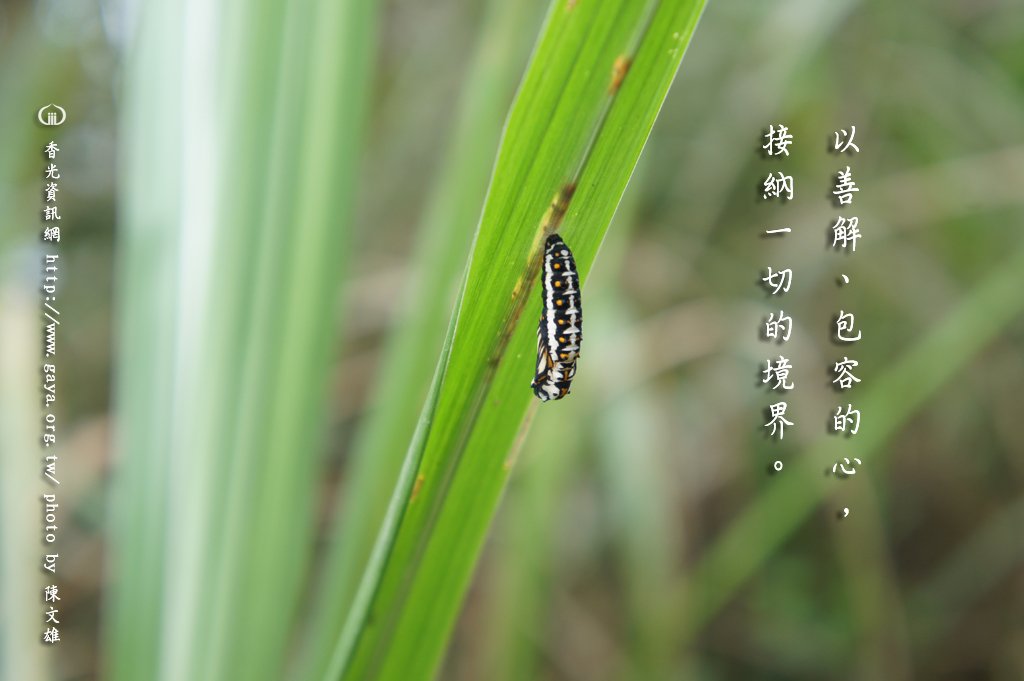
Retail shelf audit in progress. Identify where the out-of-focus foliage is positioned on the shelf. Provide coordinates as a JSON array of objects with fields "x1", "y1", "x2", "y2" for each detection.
[
  {"x1": 105, "y1": 1, "x2": 374, "y2": 680},
  {"x1": 0, "y1": 0, "x2": 1021, "y2": 680}
]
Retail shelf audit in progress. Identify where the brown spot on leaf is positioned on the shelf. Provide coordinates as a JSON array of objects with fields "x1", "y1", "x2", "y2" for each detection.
[
  {"x1": 609, "y1": 55, "x2": 632, "y2": 94},
  {"x1": 410, "y1": 474, "x2": 425, "y2": 503}
]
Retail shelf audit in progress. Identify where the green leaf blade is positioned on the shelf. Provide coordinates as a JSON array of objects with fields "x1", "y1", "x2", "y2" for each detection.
[{"x1": 333, "y1": 2, "x2": 707, "y2": 680}]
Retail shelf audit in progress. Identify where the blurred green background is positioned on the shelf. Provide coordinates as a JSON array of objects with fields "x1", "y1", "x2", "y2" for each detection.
[{"x1": 1, "y1": 0, "x2": 1022, "y2": 680}]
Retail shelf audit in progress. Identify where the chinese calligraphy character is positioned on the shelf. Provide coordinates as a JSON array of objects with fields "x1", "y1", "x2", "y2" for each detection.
[
  {"x1": 831, "y1": 216, "x2": 861, "y2": 252},
  {"x1": 44, "y1": 164, "x2": 60, "y2": 179},
  {"x1": 832, "y1": 457, "x2": 862, "y2": 477},
  {"x1": 762, "y1": 356, "x2": 795, "y2": 390},
  {"x1": 833, "y1": 404, "x2": 861, "y2": 435},
  {"x1": 44, "y1": 141, "x2": 60, "y2": 159},
  {"x1": 762, "y1": 124, "x2": 793, "y2": 157},
  {"x1": 762, "y1": 267, "x2": 793, "y2": 295},
  {"x1": 762, "y1": 172, "x2": 794, "y2": 200},
  {"x1": 833, "y1": 166, "x2": 859, "y2": 205},
  {"x1": 43, "y1": 206, "x2": 61, "y2": 221},
  {"x1": 832, "y1": 357, "x2": 861, "y2": 390},
  {"x1": 45, "y1": 608, "x2": 60, "y2": 624},
  {"x1": 764, "y1": 310, "x2": 793, "y2": 342},
  {"x1": 42, "y1": 628, "x2": 60, "y2": 644},
  {"x1": 43, "y1": 226, "x2": 61, "y2": 242},
  {"x1": 764, "y1": 402, "x2": 793, "y2": 439},
  {"x1": 45, "y1": 182, "x2": 58, "y2": 202},
  {"x1": 835, "y1": 310, "x2": 862, "y2": 342},
  {"x1": 44, "y1": 585, "x2": 60, "y2": 602},
  {"x1": 833, "y1": 126, "x2": 859, "y2": 154}
]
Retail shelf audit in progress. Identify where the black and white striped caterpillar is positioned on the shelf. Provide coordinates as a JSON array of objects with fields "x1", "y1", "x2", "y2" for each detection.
[{"x1": 531, "y1": 234, "x2": 581, "y2": 401}]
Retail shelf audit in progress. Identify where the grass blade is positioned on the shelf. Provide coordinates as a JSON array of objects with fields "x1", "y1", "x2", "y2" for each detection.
[
  {"x1": 299, "y1": 3, "x2": 545, "y2": 677},
  {"x1": 106, "y1": 1, "x2": 374, "y2": 679},
  {"x1": 332, "y1": 2, "x2": 707, "y2": 679}
]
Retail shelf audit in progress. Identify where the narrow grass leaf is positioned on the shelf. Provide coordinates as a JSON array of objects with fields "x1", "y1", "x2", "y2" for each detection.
[
  {"x1": 108, "y1": 1, "x2": 374, "y2": 679},
  {"x1": 299, "y1": 3, "x2": 545, "y2": 677},
  {"x1": 333, "y1": 2, "x2": 707, "y2": 679}
]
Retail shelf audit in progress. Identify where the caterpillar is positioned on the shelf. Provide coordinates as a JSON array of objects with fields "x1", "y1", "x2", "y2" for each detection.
[{"x1": 531, "y1": 234, "x2": 581, "y2": 401}]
